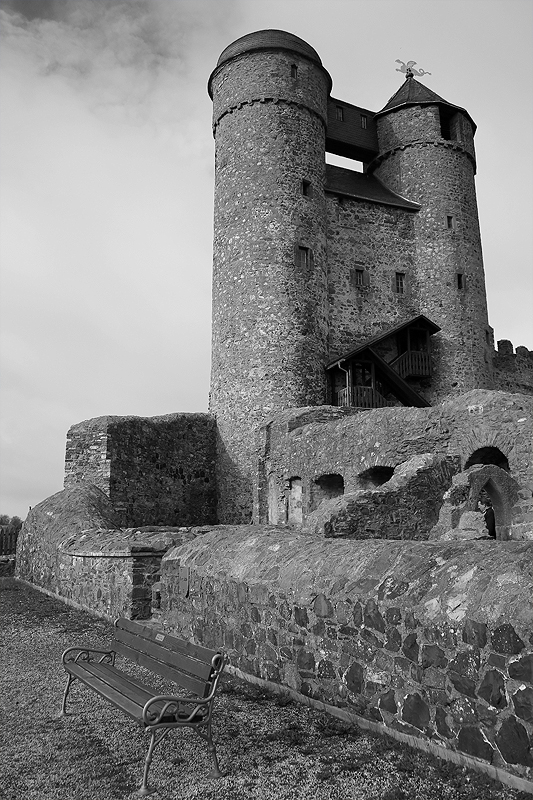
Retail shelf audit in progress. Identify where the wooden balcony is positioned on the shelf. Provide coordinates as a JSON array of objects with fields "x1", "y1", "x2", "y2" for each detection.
[
  {"x1": 390, "y1": 350, "x2": 431, "y2": 379},
  {"x1": 337, "y1": 386, "x2": 397, "y2": 409}
]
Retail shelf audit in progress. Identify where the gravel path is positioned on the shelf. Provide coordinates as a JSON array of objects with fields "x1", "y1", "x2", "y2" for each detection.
[{"x1": 0, "y1": 578, "x2": 529, "y2": 800}]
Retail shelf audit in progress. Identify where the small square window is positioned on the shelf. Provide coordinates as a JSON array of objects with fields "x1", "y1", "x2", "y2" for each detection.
[
  {"x1": 446, "y1": 214, "x2": 455, "y2": 230},
  {"x1": 336, "y1": 105, "x2": 344, "y2": 122},
  {"x1": 457, "y1": 273, "x2": 464, "y2": 290},
  {"x1": 301, "y1": 179, "x2": 312, "y2": 197},
  {"x1": 291, "y1": 64, "x2": 298, "y2": 79},
  {"x1": 361, "y1": 114, "x2": 367, "y2": 129},
  {"x1": 395, "y1": 272, "x2": 405, "y2": 294},
  {"x1": 297, "y1": 246, "x2": 310, "y2": 268}
]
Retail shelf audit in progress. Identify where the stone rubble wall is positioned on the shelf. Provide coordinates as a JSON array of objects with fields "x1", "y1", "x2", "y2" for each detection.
[
  {"x1": 15, "y1": 484, "x2": 198, "y2": 619},
  {"x1": 257, "y1": 391, "x2": 533, "y2": 536},
  {"x1": 305, "y1": 453, "x2": 460, "y2": 539},
  {"x1": 64, "y1": 413, "x2": 217, "y2": 528},
  {"x1": 159, "y1": 526, "x2": 533, "y2": 780}
]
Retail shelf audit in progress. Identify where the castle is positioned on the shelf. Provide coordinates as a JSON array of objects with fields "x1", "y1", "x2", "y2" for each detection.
[{"x1": 17, "y1": 31, "x2": 533, "y2": 787}]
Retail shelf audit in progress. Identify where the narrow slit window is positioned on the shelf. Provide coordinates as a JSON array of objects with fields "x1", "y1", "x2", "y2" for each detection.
[
  {"x1": 395, "y1": 272, "x2": 405, "y2": 294},
  {"x1": 301, "y1": 179, "x2": 312, "y2": 197},
  {"x1": 291, "y1": 64, "x2": 298, "y2": 79},
  {"x1": 361, "y1": 114, "x2": 367, "y2": 129},
  {"x1": 446, "y1": 214, "x2": 455, "y2": 230},
  {"x1": 336, "y1": 105, "x2": 344, "y2": 122},
  {"x1": 457, "y1": 273, "x2": 464, "y2": 290},
  {"x1": 297, "y1": 246, "x2": 310, "y2": 268}
]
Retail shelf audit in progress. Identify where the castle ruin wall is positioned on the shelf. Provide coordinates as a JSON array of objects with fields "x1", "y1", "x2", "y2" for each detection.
[{"x1": 65, "y1": 413, "x2": 216, "y2": 528}]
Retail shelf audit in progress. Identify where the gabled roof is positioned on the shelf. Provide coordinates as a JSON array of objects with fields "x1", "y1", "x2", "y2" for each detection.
[
  {"x1": 326, "y1": 315, "x2": 441, "y2": 369},
  {"x1": 325, "y1": 165, "x2": 419, "y2": 211},
  {"x1": 375, "y1": 77, "x2": 476, "y2": 132}
]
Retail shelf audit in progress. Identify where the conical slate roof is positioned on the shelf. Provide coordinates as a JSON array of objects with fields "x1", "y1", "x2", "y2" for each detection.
[{"x1": 376, "y1": 77, "x2": 476, "y2": 131}]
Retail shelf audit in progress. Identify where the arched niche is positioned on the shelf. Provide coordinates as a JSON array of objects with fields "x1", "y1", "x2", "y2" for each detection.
[
  {"x1": 357, "y1": 466, "x2": 395, "y2": 489},
  {"x1": 309, "y1": 473, "x2": 344, "y2": 512},
  {"x1": 464, "y1": 446, "x2": 510, "y2": 473}
]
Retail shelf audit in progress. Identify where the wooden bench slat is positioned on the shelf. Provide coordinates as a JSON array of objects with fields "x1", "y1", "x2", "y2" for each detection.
[
  {"x1": 114, "y1": 626, "x2": 213, "y2": 682},
  {"x1": 116, "y1": 618, "x2": 219, "y2": 663},
  {"x1": 114, "y1": 640, "x2": 209, "y2": 698},
  {"x1": 66, "y1": 661, "x2": 144, "y2": 721},
  {"x1": 77, "y1": 662, "x2": 155, "y2": 707}
]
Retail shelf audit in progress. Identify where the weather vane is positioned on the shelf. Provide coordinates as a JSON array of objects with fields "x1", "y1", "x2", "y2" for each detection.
[{"x1": 395, "y1": 60, "x2": 431, "y2": 79}]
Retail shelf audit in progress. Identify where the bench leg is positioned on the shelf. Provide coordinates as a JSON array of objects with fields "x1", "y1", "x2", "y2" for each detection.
[
  {"x1": 204, "y1": 718, "x2": 223, "y2": 779},
  {"x1": 138, "y1": 729, "x2": 169, "y2": 796},
  {"x1": 60, "y1": 673, "x2": 75, "y2": 716}
]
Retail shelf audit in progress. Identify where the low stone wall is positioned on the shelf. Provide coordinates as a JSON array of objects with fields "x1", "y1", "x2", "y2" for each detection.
[
  {"x1": 159, "y1": 526, "x2": 533, "y2": 781},
  {"x1": 16, "y1": 484, "x2": 197, "y2": 619}
]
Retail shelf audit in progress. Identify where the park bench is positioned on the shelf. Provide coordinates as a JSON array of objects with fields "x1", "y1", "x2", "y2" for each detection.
[{"x1": 60, "y1": 617, "x2": 226, "y2": 796}]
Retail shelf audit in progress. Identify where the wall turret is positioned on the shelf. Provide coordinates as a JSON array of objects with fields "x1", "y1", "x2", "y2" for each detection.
[
  {"x1": 208, "y1": 31, "x2": 331, "y2": 523},
  {"x1": 371, "y1": 76, "x2": 493, "y2": 399}
]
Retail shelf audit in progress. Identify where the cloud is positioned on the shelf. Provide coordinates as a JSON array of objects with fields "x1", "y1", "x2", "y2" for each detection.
[{"x1": 1, "y1": 0, "x2": 235, "y2": 122}]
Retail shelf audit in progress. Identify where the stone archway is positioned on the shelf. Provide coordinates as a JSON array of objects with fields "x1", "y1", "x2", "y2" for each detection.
[
  {"x1": 465, "y1": 446, "x2": 510, "y2": 472},
  {"x1": 430, "y1": 464, "x2": 520, "y2": 541}
]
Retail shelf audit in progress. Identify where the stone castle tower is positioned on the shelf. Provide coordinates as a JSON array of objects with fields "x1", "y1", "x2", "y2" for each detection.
[{"x1": 208, "y1": 30, "x2": 493, "y2": 523}]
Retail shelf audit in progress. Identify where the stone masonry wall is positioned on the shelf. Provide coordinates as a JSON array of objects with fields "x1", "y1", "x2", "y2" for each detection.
[
  {"x1": 65, "y1": 413, "x2": 216, "y2": 528},
  {"x1": 325, "y1": 192, "x2": 419, "y2": 360},
  {"x1": 160, "y1": 526, "x2": 533, "y2": 781},
  {"x1": 16, "y1": 484, "x2": 198, "y2": 619},
  {"x1": 373, "y1": 105, "x2": 493, "y2": 401},
  {"x1": 209, "y1": 48, "x2": 331, "y2": 524},
  {"x1": 305, "y1": 454, "x2": 460, "y2": 540},
  {"x1": 256, "y1": 391, "x2": 533, "y2": 538}
]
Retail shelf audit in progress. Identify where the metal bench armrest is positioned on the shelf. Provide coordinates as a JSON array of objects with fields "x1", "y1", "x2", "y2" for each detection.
[
  {"x1": 61, "y1": 646, "x2": 116, "y2": 666},
  {"x1": 142, "y1": 694, "x2": 210, "y2": 726}
]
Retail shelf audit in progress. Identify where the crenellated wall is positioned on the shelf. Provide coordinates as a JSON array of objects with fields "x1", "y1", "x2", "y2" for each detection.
[
  {"x1": 493, "y1": 341, "x2": 533, "y2": 397},
  {"x1": 159, "y1": 526, "x2": 533, "y2": 780}
]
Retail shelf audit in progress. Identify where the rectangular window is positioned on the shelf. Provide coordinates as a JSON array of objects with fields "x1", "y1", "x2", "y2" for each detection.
[
  {"x1": 361, "y1": 114, "x2": 367, "y2": 129},
  {"x1": 446, "y1": 214, "x2": 455, "y2": 230},
  {"x1": 301, "y1": 179, "x2": 312, "y2": 197},
  {"x1": 457, "y1": 273, "x2": 464, "y2": 290},
  {"x1": 354, "y1": 268, "x2": 365, "y2": 286},
  {"x1": 336, "y1": 105, "x2": 344, "y2": 122},
  {"x1": 395, "y1": 272, "x2": 405, "y2": 294},
  {"x1": 291, "y1": 64, "x2": 298, "y2": 79},
  {"x1": 296, "y1": 246, "x2": 310, "y2": 268}
]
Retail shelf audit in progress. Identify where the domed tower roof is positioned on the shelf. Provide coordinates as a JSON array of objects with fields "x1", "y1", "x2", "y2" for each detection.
[
  {"x1": 208, "y1": 29, "x2": 331, "y2": 97},
  {"x1": 216, "y1": 29, "x2": 323, "y2": 68},
  {"x1": 375, "y1": 76, "x2": 476, "y2": 132}
]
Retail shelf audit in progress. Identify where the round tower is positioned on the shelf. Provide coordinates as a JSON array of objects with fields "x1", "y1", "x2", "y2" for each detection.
[
  {"x1": 371, "y1": 76, "x2": 493, "y2": 401},
  {"x1": 208, "y1": 31, "x2": 331, "y2": 523}
]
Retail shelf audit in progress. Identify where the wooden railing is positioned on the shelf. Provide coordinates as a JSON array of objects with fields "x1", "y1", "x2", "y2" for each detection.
[
  {"x1": 337, "y1": 386, "x2": 396, "y2": 409},
  {"x1": 390, "y1": 350, "x2": 431, "y2": 378}
]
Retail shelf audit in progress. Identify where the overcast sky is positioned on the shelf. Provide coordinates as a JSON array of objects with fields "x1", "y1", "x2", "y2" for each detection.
[{"x1": 1, "y1": 0, "x2": 532, "y2": 518}]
